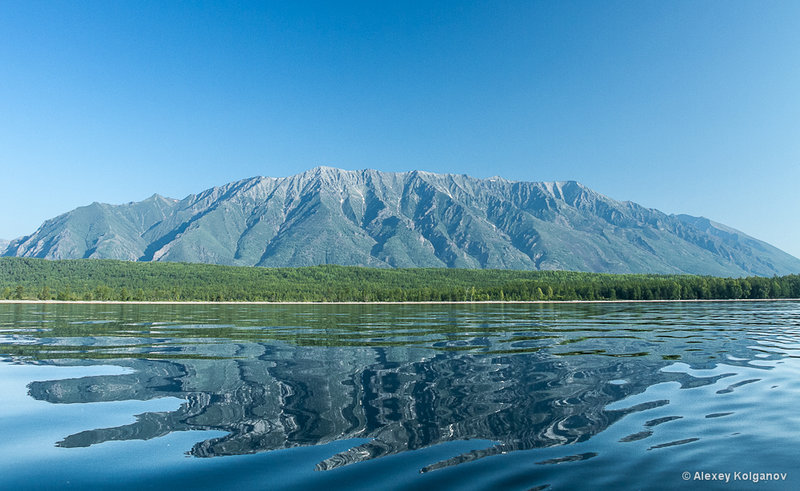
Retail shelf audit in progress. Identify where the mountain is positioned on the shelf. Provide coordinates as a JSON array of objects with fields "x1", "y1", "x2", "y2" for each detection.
[
  {"x1": 0, "y1": 239, "x2": 8, "y2": 254},
  {"x1": 4, "y1": 167, "x2": 800, "y2": 276}
]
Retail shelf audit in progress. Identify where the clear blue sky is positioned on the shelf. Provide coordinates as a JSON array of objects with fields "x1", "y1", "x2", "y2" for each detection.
[{"x1": 2, "y1": 1, "x2": 799, "y2": 258}]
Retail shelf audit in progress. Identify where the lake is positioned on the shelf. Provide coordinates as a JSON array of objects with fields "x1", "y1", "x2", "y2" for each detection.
[{"x1": 1, "y1": 301, "x2": 798, "y2": 490}]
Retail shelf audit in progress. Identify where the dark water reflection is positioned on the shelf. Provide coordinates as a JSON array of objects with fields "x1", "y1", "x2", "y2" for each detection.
[{"x1": 2, "y1": 301, "x2": 799, "y2": 489}]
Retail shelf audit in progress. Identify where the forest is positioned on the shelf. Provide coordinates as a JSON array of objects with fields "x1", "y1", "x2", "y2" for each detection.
[{"x1": 0, "y1": 257, "x2": 798, "y2": 302}]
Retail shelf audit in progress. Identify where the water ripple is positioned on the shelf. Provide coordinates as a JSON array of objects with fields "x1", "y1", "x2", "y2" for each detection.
[{"x1": 1, "y1": 301, "x2": 799, "y2": 489}]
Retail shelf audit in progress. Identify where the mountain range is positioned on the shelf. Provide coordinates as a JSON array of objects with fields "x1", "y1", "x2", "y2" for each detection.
[{"x1": 3, "y1": 167, "x2": 799, "y2": 276}]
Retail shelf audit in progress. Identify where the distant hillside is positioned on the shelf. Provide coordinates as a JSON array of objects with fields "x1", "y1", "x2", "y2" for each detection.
[{"x1": 4, "y1": 167, "x2": 800, "y2": 276}]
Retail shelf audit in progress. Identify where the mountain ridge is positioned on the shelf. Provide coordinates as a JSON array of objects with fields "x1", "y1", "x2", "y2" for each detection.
[{"x1": 4, "y1": 167, "x2": 799, "y2": 276}]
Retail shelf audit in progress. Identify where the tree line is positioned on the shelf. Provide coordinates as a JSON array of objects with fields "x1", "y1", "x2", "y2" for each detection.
[{"x1": 1, "y1": 257, "x2": 798, "y2": 302}]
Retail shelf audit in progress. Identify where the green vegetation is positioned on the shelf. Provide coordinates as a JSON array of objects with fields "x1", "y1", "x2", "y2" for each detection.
[{"x1": 0, "y1": 257, "x2": 798, "y2": 303}]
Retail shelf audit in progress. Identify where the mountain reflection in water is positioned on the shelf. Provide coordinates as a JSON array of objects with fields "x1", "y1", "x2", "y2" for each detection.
[{"x1": 4, "y1": 302, "x2": 794, "y2": 476}]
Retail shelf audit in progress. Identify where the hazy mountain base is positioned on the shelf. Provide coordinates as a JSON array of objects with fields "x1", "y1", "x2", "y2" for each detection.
[
  {"x1": 4, "y1": 167, "x2": 800, "y2": 276},
  {"x1": 1, "y1": 258, "x2": 798, "y2": 303}
]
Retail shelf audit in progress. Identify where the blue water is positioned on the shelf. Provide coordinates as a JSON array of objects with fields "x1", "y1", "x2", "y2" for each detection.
[{"x1": 1, "y1": 301, "x2": 798, "y2": 489}]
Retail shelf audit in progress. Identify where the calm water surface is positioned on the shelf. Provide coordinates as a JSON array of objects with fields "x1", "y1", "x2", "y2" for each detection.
[{"x1": 1, "y1": 301, "x2": 799, "y2": 490}]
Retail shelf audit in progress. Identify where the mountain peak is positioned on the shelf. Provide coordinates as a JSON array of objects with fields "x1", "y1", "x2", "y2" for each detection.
[
  {"x1": 4, "y1": 168, "x2": 799, "y2": 275},
  {"x1": 304, "y1": 165, "x2": 345, "y2": 176},
  {"x1": 146, "y1": 193, "x2": 173, "y2": 201}
]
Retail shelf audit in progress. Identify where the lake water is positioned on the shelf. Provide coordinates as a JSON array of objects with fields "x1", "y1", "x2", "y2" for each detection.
[{"x1": 1, "y1": 301, "x2": 799, "y2": 490}]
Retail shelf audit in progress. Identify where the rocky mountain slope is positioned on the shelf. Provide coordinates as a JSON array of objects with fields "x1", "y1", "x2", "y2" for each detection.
[{"x1": 4, "y1": 167, "x2": 799, "y2": 276}]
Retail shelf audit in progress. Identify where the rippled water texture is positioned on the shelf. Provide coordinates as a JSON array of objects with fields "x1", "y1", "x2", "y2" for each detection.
[{"x1": 1, "y1": 301, "x2": 799, "y2": 490}]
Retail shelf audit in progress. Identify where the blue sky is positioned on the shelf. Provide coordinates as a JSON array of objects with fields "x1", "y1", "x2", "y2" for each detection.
[{"x1": 1, "y1": 1, "x2": 799, "y2": 258}]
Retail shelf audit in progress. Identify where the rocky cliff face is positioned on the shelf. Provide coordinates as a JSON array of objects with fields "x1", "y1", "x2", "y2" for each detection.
[{"x1": 4, "y1": 167, "x2": 800, "y2": 276}]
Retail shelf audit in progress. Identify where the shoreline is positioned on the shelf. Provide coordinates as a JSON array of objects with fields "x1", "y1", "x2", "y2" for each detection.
[{"x1": 0, "y1": 298, "x2": 797, "y2": 306}]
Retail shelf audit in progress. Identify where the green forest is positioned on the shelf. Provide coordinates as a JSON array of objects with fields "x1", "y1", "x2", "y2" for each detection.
[{"x1": 0, "y1": 257, "x2": 798, "y2": 302}]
